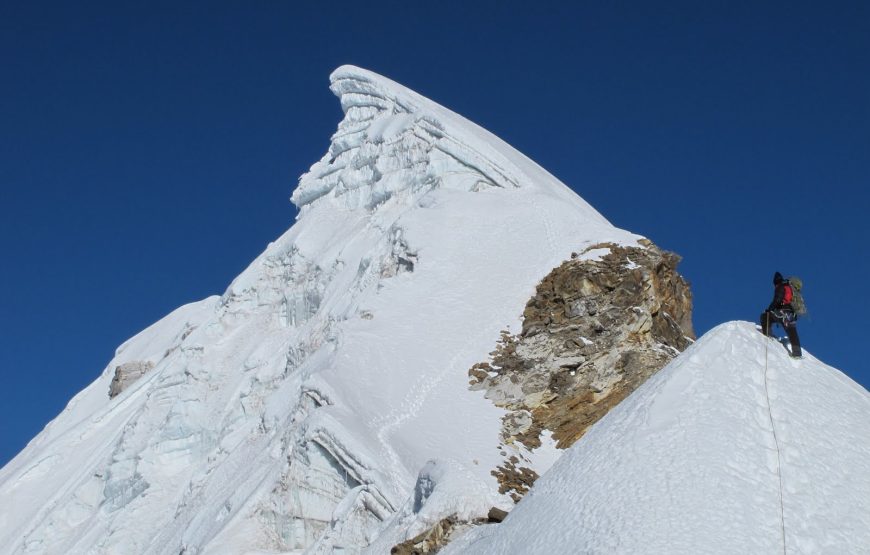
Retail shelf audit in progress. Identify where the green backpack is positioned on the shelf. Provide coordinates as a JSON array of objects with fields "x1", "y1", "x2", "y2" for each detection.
[{"x1": 788, "y1": 276, "x2": 807, "y2": 318}]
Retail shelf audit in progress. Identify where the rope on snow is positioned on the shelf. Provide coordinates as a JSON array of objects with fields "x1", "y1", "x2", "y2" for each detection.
[{"x1": 763, "y1": 312, "x2": 788, "y2": 555}]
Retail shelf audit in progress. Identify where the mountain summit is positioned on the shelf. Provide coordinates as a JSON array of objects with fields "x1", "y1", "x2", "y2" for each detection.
[{"x1": 1, "y1": 66, "x2": 698, "y2": 554}]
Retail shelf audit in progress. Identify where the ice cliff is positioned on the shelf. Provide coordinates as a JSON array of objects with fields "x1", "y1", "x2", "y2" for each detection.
[{"x1": 0, "y1": 66, "x2": 691, "y2": 554}]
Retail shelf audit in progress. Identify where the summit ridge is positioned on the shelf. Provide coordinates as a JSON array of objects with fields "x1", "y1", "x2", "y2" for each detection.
[{"x1": 446, "y1": 322, "x2": 870, "y2": 554}]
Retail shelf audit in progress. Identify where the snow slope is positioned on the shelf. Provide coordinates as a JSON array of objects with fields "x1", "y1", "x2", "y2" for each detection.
[
  {"x1": 0, "y1": 66, "x2": 640, "y2": 554},
  {"x1": 446, "y1": 321, "x2": 870, "y2": 554}
]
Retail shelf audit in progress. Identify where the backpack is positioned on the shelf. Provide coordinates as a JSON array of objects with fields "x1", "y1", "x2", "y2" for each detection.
[{"x1": 787, "y1": 276, "x2": 807, "y2": 318}]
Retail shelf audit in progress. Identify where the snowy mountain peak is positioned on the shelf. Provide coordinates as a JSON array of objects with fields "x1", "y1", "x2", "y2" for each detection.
[
  {"x1": 3, "y1": 65, "x2": 867, "y2": 555},
  {"x1": 292, "y1": 66, "x2": 608, "y2": 224},
  {"x1": 0, "y1": 67, "x2": 674, "y2": 554}
]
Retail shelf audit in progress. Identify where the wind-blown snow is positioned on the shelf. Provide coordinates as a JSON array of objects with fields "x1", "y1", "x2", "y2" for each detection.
[
  {"x1": 445, "y1": 321, "x2": 870, "y2": 554},
  {"x1": 0, "y1": 66, "x2": 639, "y2": 554}
]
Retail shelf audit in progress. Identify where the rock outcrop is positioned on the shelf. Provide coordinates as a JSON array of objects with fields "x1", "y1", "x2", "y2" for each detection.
[
  {"x1": 470, "y1": 241, "x2": 694, "y2": 501},
  {"x1": 108, "y1": 361, "x2": 154, "y2": 399},
  {"x1": 390, "y1": 508, "x2": 507, "y2": 554},
  {"x1": 390, "y1": 516, "x2": 464, "y2": 555}
]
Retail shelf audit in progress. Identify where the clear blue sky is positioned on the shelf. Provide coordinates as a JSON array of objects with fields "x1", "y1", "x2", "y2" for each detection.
[{"x1": 2, "y1": 1, "x2": 867, "y2": 467}]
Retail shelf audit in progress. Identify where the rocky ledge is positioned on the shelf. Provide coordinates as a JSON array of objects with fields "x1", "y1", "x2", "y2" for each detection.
[{"x1": 470, "y1": 241, "x2": 694, "y2": 501}]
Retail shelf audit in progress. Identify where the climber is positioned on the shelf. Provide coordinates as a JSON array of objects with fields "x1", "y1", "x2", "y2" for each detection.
[{"x1": 759, "y1": 272, "x2": 802, "y2": 358}]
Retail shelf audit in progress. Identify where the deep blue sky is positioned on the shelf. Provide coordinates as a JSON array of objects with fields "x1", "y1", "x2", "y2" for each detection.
[{"x1": 2, "y1": 1, "x2": 867, "y2": 467}]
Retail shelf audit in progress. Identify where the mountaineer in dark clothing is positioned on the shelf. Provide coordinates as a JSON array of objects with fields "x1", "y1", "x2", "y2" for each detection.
[{"x1": 760, "y1": 272, "x2": 802, "y2": 358}]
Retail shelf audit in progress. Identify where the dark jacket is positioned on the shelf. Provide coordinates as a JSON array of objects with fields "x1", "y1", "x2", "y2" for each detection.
[{"x1": 768, "y1": 272, "x2": 793, "y2": 312}]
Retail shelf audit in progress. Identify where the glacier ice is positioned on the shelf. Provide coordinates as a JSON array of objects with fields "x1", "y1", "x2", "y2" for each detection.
[{"x1": 0, "y1": 64, "x2": 642, "y2": 554}]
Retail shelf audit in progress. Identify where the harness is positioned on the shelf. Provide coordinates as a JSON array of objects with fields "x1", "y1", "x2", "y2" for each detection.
[{"x1": 771, "y1": 308, "x2": 796, "y2": 326}]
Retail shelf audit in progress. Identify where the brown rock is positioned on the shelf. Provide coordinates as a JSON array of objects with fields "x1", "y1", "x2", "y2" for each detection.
[
  {"x1": 487, "y1": 507, "x2": 509, "y2": 522},
  {"x1": 471, "y1": 241, "x2": 694, "y2": 500},
  {"x1": 390, "y1": 516, "x2": 458, "y2": 554}
]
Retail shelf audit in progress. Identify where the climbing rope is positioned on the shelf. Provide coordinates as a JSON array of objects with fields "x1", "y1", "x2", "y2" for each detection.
[{"x1": 763, "y1": 312, "x2": 787, "y2": 555}]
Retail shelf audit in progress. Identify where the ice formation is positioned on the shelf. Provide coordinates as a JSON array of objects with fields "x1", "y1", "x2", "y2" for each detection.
[{"x1": 0, "y1": 66, "x2": 638, "y2": 553}]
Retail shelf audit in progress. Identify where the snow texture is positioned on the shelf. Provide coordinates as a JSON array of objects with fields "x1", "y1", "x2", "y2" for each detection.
[
  {"x1": 0, "y1": 65, "x2": 638, "y2": 554},
  {"x1": 445, "y1": 322, "x2": 870, "y2": 554}
]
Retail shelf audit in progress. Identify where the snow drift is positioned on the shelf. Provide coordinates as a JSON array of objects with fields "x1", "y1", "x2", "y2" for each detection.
[{"x1": 446, "y1": 321, "x2": 870, "y2": 554}]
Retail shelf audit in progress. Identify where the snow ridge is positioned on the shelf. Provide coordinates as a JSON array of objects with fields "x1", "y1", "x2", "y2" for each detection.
[{"x1": 447, "y1": 322, "x2": 870, "y2": 554}]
